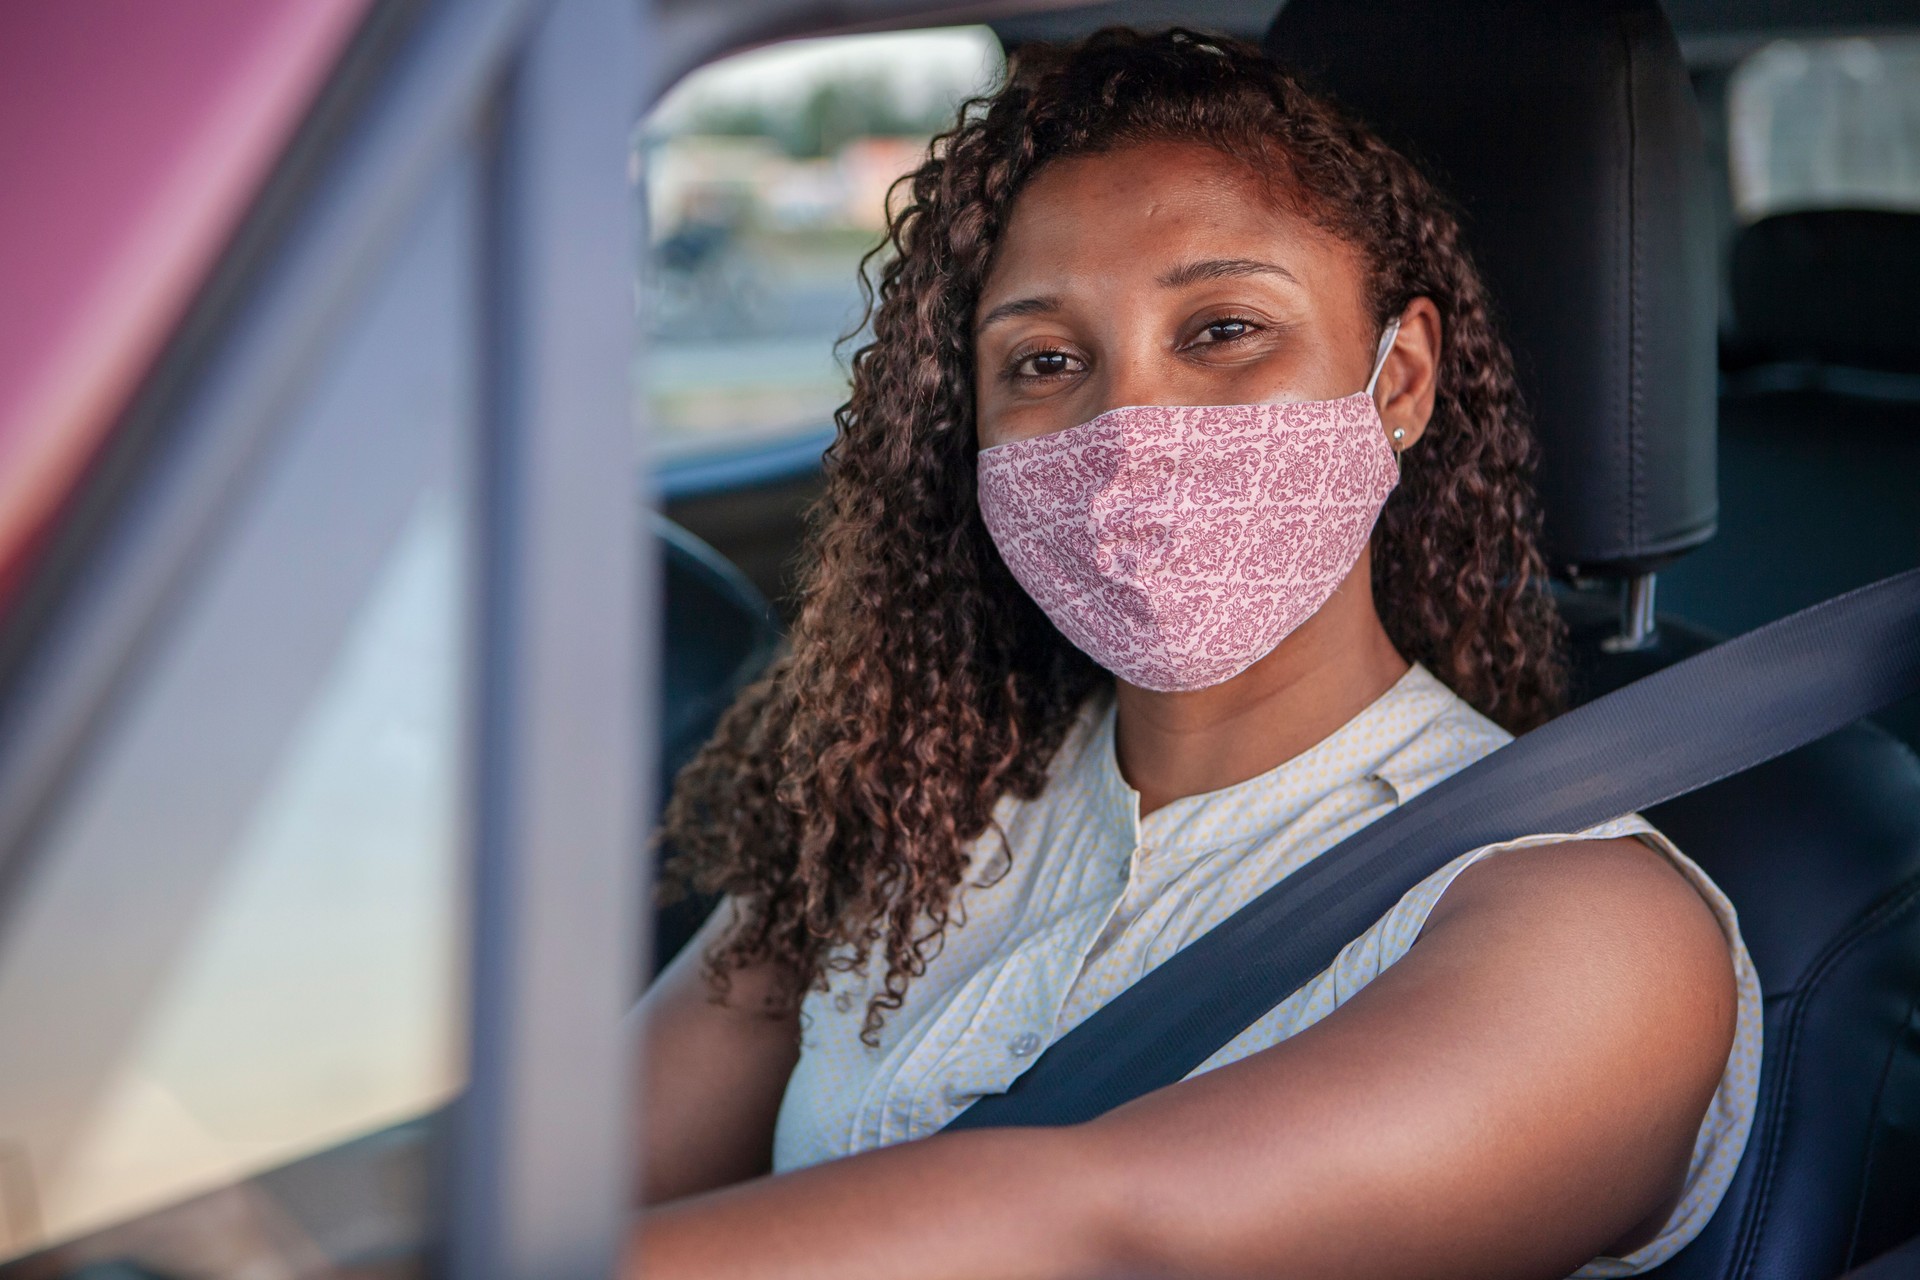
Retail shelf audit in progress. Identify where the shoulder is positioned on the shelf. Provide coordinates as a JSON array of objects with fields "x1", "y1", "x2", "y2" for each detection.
[
  {"x1": 1422, "y1": 676, "x2": 1513, "y2": 761},
  {"x1": 1435, "y1": 835, "x2": 1731, "y2": 953},
  {"x1": 1426, "y1": 835, "x2": 1739, "y2": 1069},
  {"x1": 1078, "y1": 837, "x2": 1744, "y2": 1278},
  {"x1": 1371, "y1": 665, "x2": 1514, "y2": 801}
]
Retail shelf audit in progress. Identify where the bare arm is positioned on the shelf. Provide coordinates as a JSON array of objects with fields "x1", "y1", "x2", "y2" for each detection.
[
  {"x1": 632, "y1": 904, "x2": 802, "y2": 1205},
  {"x1": 631, "y1": 838, "x2": 1739, "y2": 1279}
]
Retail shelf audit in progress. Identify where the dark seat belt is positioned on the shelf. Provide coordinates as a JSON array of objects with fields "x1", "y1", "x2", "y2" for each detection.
[{"x1": 946, "y1": 568, "x2": 1920, "y2": 1132}]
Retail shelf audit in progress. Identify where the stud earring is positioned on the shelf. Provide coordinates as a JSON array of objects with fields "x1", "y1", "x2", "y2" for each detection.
[{"x1": 1391, "y1": 428, "x2": 1406, "y2": 444}]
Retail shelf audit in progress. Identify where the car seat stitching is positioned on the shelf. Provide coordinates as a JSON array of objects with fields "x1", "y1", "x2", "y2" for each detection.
[
  {"x1": 1735, "y1": 880, "x2": 1920, "y2": 1277},
  {"x1": 1731, "y1": 872, "x2": 1920, "y2": 1279},
  {"x1": 1623, "y1": 13, "x2": 1644, "y2": 551},
  {"x1": 1608, "y1": 23, "x2": 1630, "y2": 558},
  {"x1": 1729, "y1": 991, "x2": 1795, "y2": 1280},
  {"x1": 1843, "y1": 993, "x2": 1918, "y2": 1269}
]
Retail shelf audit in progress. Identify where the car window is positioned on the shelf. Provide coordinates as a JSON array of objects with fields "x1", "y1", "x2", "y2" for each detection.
[
  {"x1": 638, "y1": 27, "x2": 1004, "y2": 462},
  {"x1": 0, "y1": 150, "x2": 474, "y2": 1268},
  {"x1": 1729, "y1": 35, "x2": 1920, "y2": 220}
]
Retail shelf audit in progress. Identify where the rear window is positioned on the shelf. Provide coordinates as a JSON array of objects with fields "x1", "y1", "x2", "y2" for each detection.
[
  {"x1": 637, "y1": 27, "x2": 1004, "y2": 461},
  {"x1": 1729, "y1": 35, "x2": 1920, "y2": 221}
]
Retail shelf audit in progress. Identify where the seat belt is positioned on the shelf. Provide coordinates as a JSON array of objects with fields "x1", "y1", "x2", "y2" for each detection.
[{"x1": 946, "y1": 567, "x2": 1920, "y2": 1132}]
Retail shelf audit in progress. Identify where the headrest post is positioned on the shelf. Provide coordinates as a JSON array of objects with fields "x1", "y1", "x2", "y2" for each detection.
[{"x1": 1601, "y1": 573, "x2": 1660, "y2": 654}]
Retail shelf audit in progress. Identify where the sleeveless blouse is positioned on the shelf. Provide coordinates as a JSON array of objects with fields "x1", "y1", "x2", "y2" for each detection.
[{"x1": 772, "y1": 664, "x2": 1763, "y2": 1277}]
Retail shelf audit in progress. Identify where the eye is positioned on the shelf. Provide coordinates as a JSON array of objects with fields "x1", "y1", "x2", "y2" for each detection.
[
  {"x1": 1008, "y1": 346, "x2": 1086, "y2": 381},
  {"x1": 1191, "y1": 316, "x2": 1260, "y2": 346}
]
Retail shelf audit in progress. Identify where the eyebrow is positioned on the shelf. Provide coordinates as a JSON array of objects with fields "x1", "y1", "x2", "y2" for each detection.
[
  {"x1": 1157, "y1": 257, "x2": 1300, "y2": 288},
  {"x1": 976, "y1": 295, "x2": 1061, "y2": 333},
  {"x1": 977, "y1": 258, "x2": 1300, "y2": 333}
]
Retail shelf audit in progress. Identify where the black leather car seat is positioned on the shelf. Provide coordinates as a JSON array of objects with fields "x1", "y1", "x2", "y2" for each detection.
[
  {"x1": 1724, "y1": 211, "x2": 1920, "y2": 379},
  {"x1": 1266, "y1": 2, "x2": 1920, "y2": 1275},
  {"x1": 650, "y1": 515, "x2": 780, "y2": 975},
  {"x1": 1663, "y1": 210, "x2": 1920, "y2": 748}
]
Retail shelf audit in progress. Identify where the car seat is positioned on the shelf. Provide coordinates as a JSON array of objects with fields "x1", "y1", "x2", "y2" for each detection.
[
  {"x1": 1663, "y1": 210, "x2": 1920, "y2": 748},
  {"x1": 651, "y1": 515, "x2": 781, "y2": 975},
  {"x1": 1266, "y1": 2, "x2": 1920, "y2": 1275}
]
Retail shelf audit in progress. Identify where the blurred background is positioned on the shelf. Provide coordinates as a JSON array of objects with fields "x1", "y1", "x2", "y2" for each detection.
[
  {"x1": 638, "y1": 27, "x2": 1003, "y2": 460},
  {"x1": 0, "y1": 5, "x2": 1917, "y2": 1273}
]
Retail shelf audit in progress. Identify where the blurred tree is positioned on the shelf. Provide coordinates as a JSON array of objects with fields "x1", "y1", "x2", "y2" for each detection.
[{"x1": 679, "y1": 76, "x2": 957, "y2": 157}]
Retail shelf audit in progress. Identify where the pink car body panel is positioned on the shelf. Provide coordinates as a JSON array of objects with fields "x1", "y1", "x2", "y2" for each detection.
[{"x1": 0, "y1": 0, "x2": 374, "y2": 605}]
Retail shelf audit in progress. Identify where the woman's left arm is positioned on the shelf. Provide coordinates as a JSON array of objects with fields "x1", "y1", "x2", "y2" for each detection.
[{"x1": 631, "y1": 836, "x2": 1738, "y2": 1280}]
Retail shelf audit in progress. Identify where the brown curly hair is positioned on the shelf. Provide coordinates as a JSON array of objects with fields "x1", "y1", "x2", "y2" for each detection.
[{"x1": 662, "y1": 27, "x2": 1565, "y2": 1039}]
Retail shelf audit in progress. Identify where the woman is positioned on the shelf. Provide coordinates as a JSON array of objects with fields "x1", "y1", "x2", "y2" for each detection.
[{"x1": 633, "y1": 28, "x2": 1759, "y2": 1280}]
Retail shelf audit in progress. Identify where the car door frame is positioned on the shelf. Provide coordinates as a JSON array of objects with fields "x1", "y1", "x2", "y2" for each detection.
[
  {"x1": 0, "y1": 1, "x2": 645, "y2": 1277},
  {"x1": 0, "y1": 0, "x2": 1069, "y2": 1276}
]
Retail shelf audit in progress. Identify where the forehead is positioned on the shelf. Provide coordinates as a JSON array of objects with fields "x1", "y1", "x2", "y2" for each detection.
[{"x1": 979, "y1": 140, "x2": 1359, "y2": 305}]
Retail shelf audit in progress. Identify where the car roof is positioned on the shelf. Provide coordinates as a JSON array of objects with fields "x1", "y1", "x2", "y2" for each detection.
[{"x1": 0, "y1": 0, "x2": 371, "y2": 609}]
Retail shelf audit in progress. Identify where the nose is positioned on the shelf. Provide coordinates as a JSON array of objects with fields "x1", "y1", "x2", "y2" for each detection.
[{"x1": 1089, "y1": 330, "x2": 1180, "y2": 418}]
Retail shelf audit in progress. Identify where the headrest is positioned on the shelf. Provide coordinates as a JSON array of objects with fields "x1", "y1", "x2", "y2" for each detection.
[
  {"x1": 1731, "y1": 210, "x2": 1920, "y2": 374},
  {"x1": 1267, "y1": 0, "x2": 1718, "y2": 576}
]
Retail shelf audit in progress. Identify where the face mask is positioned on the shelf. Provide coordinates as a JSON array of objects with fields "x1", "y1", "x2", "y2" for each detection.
[{"x1": 977, "y1": 321, "x2": 1403, "y2": 693}]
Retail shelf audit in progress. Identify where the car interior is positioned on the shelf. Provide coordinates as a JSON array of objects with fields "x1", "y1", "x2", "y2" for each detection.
[
  {"x1": 1, "y1": 0, "x2": 1916, "y2": 1275},
  {"x1": 652, "y1": 1, "x2": 1920, "y2": 1276}
]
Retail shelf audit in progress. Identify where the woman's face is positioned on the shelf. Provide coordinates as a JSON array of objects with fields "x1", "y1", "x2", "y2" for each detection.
[{"x1": 973, "y1": 141, "x2": 1437, "y2": 449}]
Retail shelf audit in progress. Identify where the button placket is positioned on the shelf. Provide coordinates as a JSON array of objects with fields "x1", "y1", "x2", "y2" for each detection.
[{"x1": 879, "y1": 904, "x2": 1094, "y2": 1142}]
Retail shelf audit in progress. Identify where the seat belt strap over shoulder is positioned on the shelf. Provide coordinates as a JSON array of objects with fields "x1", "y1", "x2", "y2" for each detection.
[{"x1": 946, "y1": 568, "x2": 1920, "y2": 1132}]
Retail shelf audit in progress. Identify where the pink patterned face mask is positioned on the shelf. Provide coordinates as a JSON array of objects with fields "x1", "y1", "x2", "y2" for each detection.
[{"x1": 977, "y1": 324, "x2": 1402, "y2": 693}]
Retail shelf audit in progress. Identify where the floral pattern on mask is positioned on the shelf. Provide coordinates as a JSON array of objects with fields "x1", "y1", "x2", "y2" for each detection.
[{"x1": 977, "y1": 391, "x2": 1399, "y2": 692}]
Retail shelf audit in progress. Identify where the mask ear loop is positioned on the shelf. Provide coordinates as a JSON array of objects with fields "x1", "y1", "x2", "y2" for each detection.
[
  {"x1": 1366, "y1": 315, "x2": 1402, "y2": 398},
  {"x1": 1366, "y1": 316, "x2": 1405, "y2": 465}
]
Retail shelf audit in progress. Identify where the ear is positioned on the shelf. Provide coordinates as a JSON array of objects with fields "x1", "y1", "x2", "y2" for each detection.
[{"x1": 1374, "y1": 297, "x2": 1442, "y2": 452}]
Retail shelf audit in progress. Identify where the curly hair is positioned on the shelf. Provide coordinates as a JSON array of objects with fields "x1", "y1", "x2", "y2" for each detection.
[{"x1": 662, "y1": 27, "x2": 1565, "y2": 1039}]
